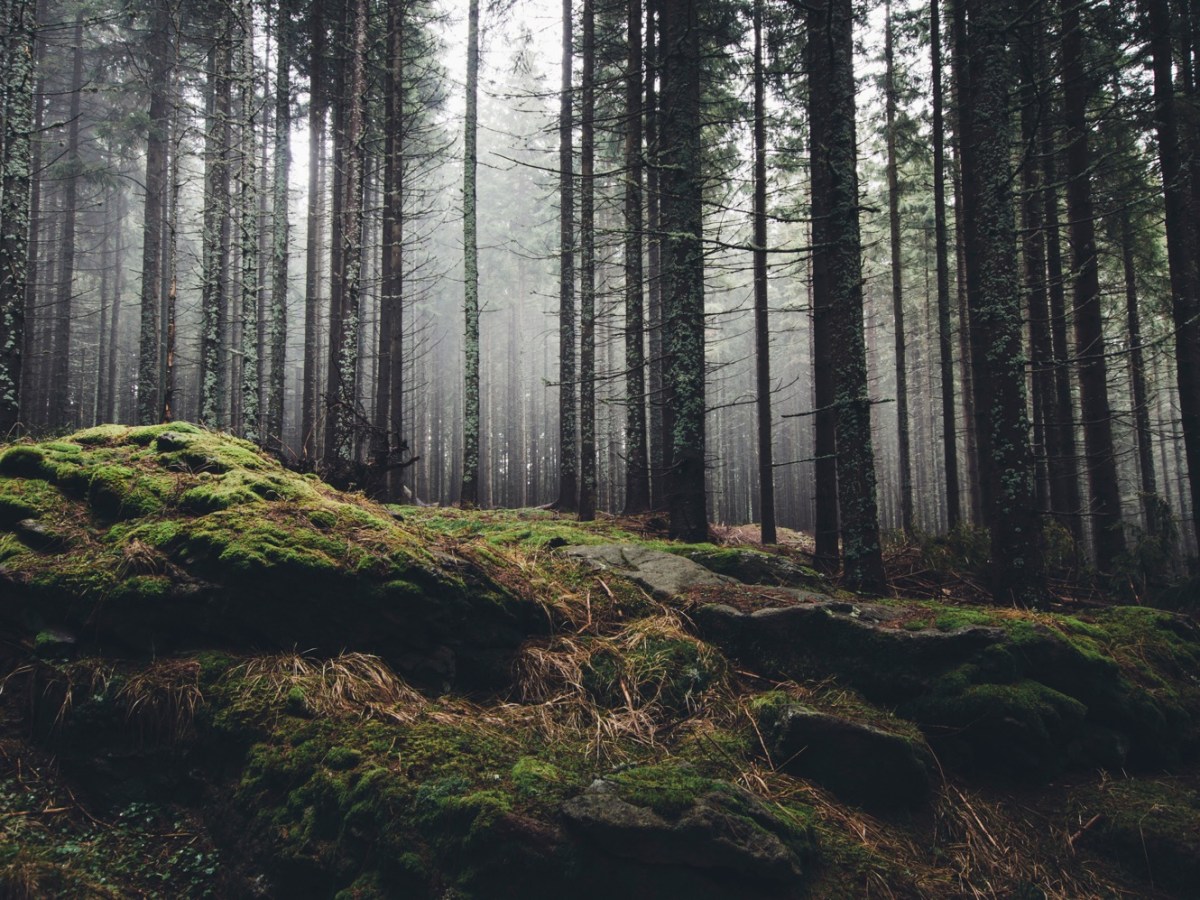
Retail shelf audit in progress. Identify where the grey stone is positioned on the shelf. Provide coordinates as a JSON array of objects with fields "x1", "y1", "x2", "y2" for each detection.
[{"x1": 564, "y1": 544, "x2": 736, "y2": 599}]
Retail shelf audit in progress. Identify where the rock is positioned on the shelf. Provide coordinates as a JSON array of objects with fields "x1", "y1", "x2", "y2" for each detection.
[
  {"x1": 693, "y1": 601, "x2": 1005, "y2": 702},
  {"x1": 154, "y1": 430, "x2": 196, "y2": 453},
  {"x1": 14, "y1": 518, "x2": 69, "y2": 552},
  {"x1": 756, "y1": 701, "x2": 937, "y2": 810},
  {"x1": 684, "y1": 549, "x2": 831, "y2": 592},
  {"x1": 33, "y1": 627, "x2": 77, "y2": 659},
  {"x1": 561, "y1": 778, "x2": 808, "y2": 887},
  {"x1": 564, "y1": 544, "x2": 735, "y2": 599}
]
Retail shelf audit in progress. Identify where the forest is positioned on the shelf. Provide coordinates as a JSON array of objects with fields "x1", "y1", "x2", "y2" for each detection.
[
  {"x1": 2, "y1": 0, "x2": 1200, "y2": 603},
  {"x1": 4, "y1": 2, "x2": 1200, "y2": 896}
]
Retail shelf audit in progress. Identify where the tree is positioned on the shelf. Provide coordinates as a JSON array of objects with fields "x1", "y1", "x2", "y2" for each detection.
[
  {"x1": 0, "y1": 0, "x2": 36, "y2": 434},
  {"x1": 658, "y1": 0, "x2": 707, "y2": 541},
  {"x1": 930, "y1": 0, "x2": 960, "y2": 529},
  {"x1": 199, "y1": 7, "x2": 234, "y2": 429},
  {"x1": 954, "y1": 0, "x2": 1044, "y2": 604},
  {"x1": 1061, "y1": 0, "x2": 1125, "y2": 562},
  {"x1": 324, "y1": 0, "x2": 368, "y2": 469},
  {"x1": 460, "y1": 0, "x2": 481, "y2": 504},
  {"x1": 1142, "y1": 0, "x2": 1200, "y2": 545},
  {"x1": 806, "y1": 0, "x2": 885, "y2": 591},
  {"x1": 884, "y1": 0, "x2": 913, "y2": 534},
  {"x1": 266, "y1": 0, "x2": 292, "y2": 453},
  {"x1": 623, "y1": 0, "x2": 650, "y2": 515},
  {"x1": 578, "y1": 0, "x2": 596, "y2": 520},
  {"x1": 138, "y1": 0, "x2": 174, "y2": 427},
  {"x1": 50, "y1": 12, "x2": 84, "y2": 428},
  {"x1": 301, "y1": 1, "x2": 325, "y2": 459},
  {"x1": 752, "y1": 0, "x2": 776, "y2": 544},
  {"x1": 236, "y1": 0, "x2": 260, "y2": 442},
  {"x1": 556, "y1": 0, "x2": 577, "y2": 512},
  {"x1": 371, "y1": 0, "x2": 406, "y2": 498}
]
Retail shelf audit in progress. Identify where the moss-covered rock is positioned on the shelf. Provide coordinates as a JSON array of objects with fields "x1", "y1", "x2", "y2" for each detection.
[
  {"x1": 753, "y1": 692, "x2": 937, "y2": 810},
  {"x1": 0, "y1": 425, "x2": 544, "y2": 689}
]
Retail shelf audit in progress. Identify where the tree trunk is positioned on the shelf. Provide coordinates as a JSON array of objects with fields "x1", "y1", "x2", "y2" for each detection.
[
  {"x1": 460, "y1": 0, "x2": 481, "y2": 504},
  {"x1": 623, "y1": 0, "x2": 650, "y2": 515},
  {"x1": 956, "y1": 0, "x2": 1044, "y2": 604},
  {"x1": 1061, "y1": 1, "x2": 1126, "y2": 563},
  {"x1": 1040, "y1": 106, "x2": 1084, "y2": 544},
  {"x1": 807, "y1": 0, "x2": 885, "y2": 591},
  {"x1": 810, "y1": 4, "x2": 839, "y2": 574},
  {"x1": 0, "y1": 0, "x2": 35, "y2": 434},
  {"x1": 931, "y1": 0, "x2": 959, "y2": 530},
  {"x1": 579, "y1": 0, "x2": 597, "y2": 521},
  {"x1": 646, "y1": 0, "x2": 666, "y2": 510},
  {"x1": 324, "y1": 0, "x2": 367, "y2": 469},
  {"x1": 1143, "y1": 0, "x2": 1200, "y2": 546},
  {"x1": 137, "y1": 0, "x2": 172, "y2": 427},
  {"x1": 753, "y1": 0, "x2": 776, "y2": 544},
  {"x1": 267, "y1": 0, "x2": 291, "y2": 453},
  {"x1": 884, "y1": 0, "x2": 913, "y2": 534},
  {"x1": 238, "y1": 0, "x2": 260, "y2": 441},
  {"x1": 200, "y1": 16, "x2": 233, "y2": 429},
  {"x1": 52, "y1": 13, "x2": 84, "y2": 427},
  {"x1": 301, "y1": 2, "x2": 324, "y2": 459},
  {"x1": 556, "y1": 0, "x2": 577, "y2": 511},
  {"x1": 658, "y1": 0, "x2": 708, "y2": 541},
  {"x1": 1120, "y1": 210, "x2": 1160, "y2": 535}
]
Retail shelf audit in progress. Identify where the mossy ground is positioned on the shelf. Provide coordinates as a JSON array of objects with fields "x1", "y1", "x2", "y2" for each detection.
[{"x1": 1, "y1": 427, "x2": 1198, "y2": 897}]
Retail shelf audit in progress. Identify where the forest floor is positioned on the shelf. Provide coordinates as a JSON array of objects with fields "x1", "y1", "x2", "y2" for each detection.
[{"x1": 1, "y1": 425, "x2": 1198, "y2": 898}]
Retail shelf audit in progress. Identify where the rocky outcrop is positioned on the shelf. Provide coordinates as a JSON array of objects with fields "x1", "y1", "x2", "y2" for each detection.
[{"x1": 754, "y1": 698, "x2": 937, "y2": 810}]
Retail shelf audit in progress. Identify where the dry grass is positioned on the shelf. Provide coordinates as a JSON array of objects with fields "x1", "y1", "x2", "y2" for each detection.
[
  {"x1": 234, "y1": 651, "x2": 428, "y2": 724},
  {"x1": 932, "y1": 783, "x2": 1135, "y2": 899},
  {"x1": 115, "y1": 659, "x2": 204, "y2": 744},
  {"x1": 513, "y1": 608, "x2": 733, "y2": 760}
]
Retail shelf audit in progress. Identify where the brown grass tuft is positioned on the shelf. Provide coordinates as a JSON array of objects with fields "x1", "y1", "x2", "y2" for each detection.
[{"x1": 235, "y1": 651, "x2": 427, "y2": 724}]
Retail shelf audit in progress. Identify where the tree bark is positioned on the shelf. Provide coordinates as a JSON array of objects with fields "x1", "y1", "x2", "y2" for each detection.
[
  {"x1": 0, "y1": 0, "x2": 35, "y2": 434},
  {"x1": 807, "y1": 0, "x2": 885, "y2": 591},
  {"x1": 267, "y1": 0, "x2": 291, "y2": 453},
  {"x1": 556, "y1": 0, "x2": 577, "y2": 512},
  {"x1": 301, "y1": 2, "x2": 325, "y2": 459},
  {"x1": 955, "y1": 0, "x2": 1044, "y2": 604},
  {"x1": 579, "y1": 0, "x2": 596, "y2": 520},
  {"x1": 623, "y1": 0, "x2": 650, "y2": 515},
  {"x1": 324, "y1": 0, "x2": 367, "y2": 469},
  {"x1": 659, "y1": 0, "x2": 708, "y2": 541},
  {"x1": 931, "y1": 0, "x2": 960, "y2": 530},
  {"x1": 1142, "y1": 0, "x2": 1200, "y2": 546},
  {"x1": 460, "y1": 0, "x2": 481, "y2": 504},
  {"x1": 1061, "y1": 1, "x2": 1126, "y2": 562},
  {"x1": 753, "y1": 0, "x2": 776, "y2": 544},
  {"x1": 884, "y1": 0, "x2": 913, "y2": 534}
]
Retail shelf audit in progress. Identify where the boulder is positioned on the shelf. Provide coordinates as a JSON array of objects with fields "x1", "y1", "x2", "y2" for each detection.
[
  {"x1": 561, "y1": 775, "x2": 809, "y2": 891},
  {"x1": 565, "y1": 544, "x2": 736, "y2": 599},
  {"x1": 756, "y1": 700, "x2": 937, "y2": 810},
  {"x1": 693, "y1": 600, "x2": 1005, "y2": 701}
]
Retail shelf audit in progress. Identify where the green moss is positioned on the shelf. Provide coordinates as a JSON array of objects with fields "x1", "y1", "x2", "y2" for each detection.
[
  {"x1": 179, "y1": 477, "x2": 267, "y2": 514},
  {"x1": 0, "y1": 444, "x2": 51, "y2": 479},
  {"x1": 606, "y1": 764, "x2": 729, "y2": 818},
  {"x1": 511, "y1": 757, "x2": 563, "y2": 799},
  {"x1": 908, "y1": 678, "x2": 1086, "y2": 776},
  {"x1": 86, "y1": 465, "x2": 162, "y2": 521},
  {"x1": 325, "y1": 747, "x2": 363, "y2": 770},
  {"x1": 934, "y1": 608, "x2": 994, "y2": 631}
]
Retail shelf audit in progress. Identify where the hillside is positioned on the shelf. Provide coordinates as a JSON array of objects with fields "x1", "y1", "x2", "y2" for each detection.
[{"x1": 1, "y1": 425, "x2": 1198, "y2": 898}]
